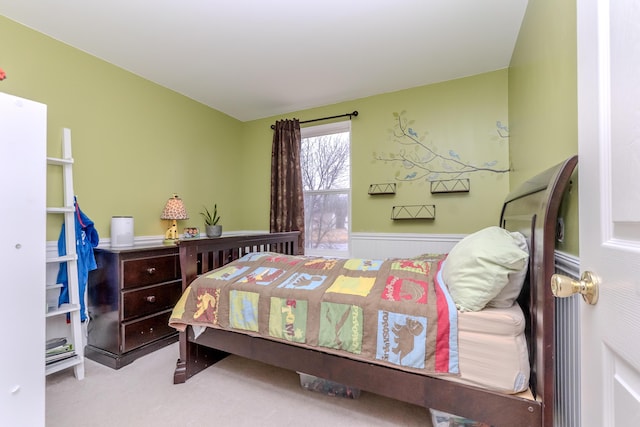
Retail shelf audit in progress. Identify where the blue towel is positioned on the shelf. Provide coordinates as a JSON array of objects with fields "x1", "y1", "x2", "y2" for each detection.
[{"x1": 57, "y1": 196, "x2": 99, "y2": 322}]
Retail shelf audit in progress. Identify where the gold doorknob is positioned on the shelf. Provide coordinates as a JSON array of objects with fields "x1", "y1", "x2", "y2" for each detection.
[{"x1": 551, "y1": 271, "x2": 599, "y2": 305}]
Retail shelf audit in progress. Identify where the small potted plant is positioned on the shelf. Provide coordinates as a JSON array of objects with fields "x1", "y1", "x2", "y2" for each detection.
[{"x1": 200, "y1": 204, "x2": 222, "y2": 237}]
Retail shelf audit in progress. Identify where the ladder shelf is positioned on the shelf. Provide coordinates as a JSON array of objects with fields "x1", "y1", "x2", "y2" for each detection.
[
  {"x1": 46, "y1": 303, "x2": 81, "y2": 318},
  {"x1": 45, "y1": 354, "x2": 82, "y2": 376},
  {"x1": 45, "y1": 128, "x2": 85, "y2": 379}
]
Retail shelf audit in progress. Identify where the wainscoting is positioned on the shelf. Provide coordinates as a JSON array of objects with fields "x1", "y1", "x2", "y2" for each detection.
[
  {"x1": 554, "y1": 251, "x2": 581, "y2": 427},
  {"x1": 351, "y1": 232, "x2": 464, "y2": 259}
]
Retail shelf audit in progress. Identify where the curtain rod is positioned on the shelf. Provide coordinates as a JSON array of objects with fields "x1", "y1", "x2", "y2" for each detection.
[{"x1": 270, "y1": 111, "x2": 358, "y2": 130}]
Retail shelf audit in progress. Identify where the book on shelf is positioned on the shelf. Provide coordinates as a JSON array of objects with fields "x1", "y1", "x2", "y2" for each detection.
[
  {"x1": 46, "y1": 351, "x2": 76, "y2": 365},
  {"x1": 46, "y1": 342, "x2": 73, "y2": 355},
  {"x1": 46, "y1": 343, "x2": 75, "y2": 365},
  {"x1": 46, "y1": 337, "x2": 67, "y2": 350}
]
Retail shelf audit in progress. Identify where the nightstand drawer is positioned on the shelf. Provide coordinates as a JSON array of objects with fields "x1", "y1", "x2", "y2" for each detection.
[
  {"x1": 121, "y1": 309, "x2": 175, "y2": 353},
  {"x1": 122, "y1": 254, "x2": 179, "y2": 289},
  {"x1": 122, "y1": 280, "x2": 183, "y2": 320}
]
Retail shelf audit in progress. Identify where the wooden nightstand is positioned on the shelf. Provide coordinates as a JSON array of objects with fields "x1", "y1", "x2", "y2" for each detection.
[{"x1": 86, "y1": 244, "x2": 182, "y2": 369}]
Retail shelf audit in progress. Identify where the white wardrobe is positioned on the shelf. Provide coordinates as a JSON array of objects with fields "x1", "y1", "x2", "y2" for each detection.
[{"x1": 0, "y1": 91, "x2": 47, "y2": 426}]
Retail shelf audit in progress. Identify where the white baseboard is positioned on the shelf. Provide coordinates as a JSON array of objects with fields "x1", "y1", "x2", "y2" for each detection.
[
  {"x1": 350, "y1": 232, "x2": 465, "y2": 259},
  {"x1": 351, "y1": 234, "x2": 583, "y2": 267},
  {"x1": 49, "y1": 232, "x2": 462, "y2": 259},
  {"x1": 48, "y1": 233, "x2": 581, "y2": 269},
  {"x1": 47, "y1": 230, "x2": 270, "y2": 253}
]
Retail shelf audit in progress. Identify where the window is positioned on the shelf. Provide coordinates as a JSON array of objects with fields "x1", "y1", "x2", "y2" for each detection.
[{"x1": 300, "y1": 121, "x2": 351, "y2": 257}]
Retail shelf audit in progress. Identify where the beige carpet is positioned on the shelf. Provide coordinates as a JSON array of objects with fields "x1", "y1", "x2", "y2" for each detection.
[{"x1": 46, "y1": 343, "x2": 433, "y2": 426}]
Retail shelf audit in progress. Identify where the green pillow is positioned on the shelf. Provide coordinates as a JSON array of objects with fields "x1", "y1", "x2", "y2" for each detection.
[
  {"x1": 487, "y1": 230, "x2": 529, "y2": 308},
  {"x1": 442, "y1": 226, "x2": 529, "y2": 312}
]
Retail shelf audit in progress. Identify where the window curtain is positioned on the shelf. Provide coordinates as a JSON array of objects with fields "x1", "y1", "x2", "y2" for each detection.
[{"x1": 270, "y1": 119, "x2": 305, "y2": 254}]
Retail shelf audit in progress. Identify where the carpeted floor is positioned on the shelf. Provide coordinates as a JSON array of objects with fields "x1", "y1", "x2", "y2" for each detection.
[{"x1": 46, "y1": 343, "x2": 433, "y2": 426}]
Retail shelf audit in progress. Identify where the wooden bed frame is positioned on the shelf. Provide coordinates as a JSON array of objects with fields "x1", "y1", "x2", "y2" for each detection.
[{"x1": 173, "y1": 155, "x2": 578, "y2": 427}]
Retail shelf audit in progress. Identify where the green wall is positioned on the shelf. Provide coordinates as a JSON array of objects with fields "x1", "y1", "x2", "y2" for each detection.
[
  {"x1": 241, "y1": 70, "x2": 511, "y2": 234},
  {"x1": 508, "y1": 0, "x2": 579, "y2": 254},
  {"x1": 4, "y1": 9, "x2": 578, "y2": 245},
  {"x1": 1, "y1": 16, "x2": 243, "y2": 241}
]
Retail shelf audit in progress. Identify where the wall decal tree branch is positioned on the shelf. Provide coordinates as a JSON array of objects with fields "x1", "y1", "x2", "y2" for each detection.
[{"x1": 374, "y1": 111, "x2": 509, "y2": 182}]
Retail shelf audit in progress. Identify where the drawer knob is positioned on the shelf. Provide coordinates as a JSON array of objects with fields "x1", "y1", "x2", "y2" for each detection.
[
  {"x1": 146, "y1": 267, "x2": 156, "y2": 275},
  {"x1": 145, "y1": 295, "x2": 156, "y2": 303}
]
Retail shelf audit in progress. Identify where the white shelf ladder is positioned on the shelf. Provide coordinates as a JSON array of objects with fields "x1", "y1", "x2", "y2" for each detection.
[{"x1": 45, "y1": 128, "x2": 85, "y2": 379}]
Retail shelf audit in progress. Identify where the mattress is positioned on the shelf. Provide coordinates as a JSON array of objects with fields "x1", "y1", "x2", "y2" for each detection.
[
  {"x1": 173, "y1": 251, "x2": 530, "y2": 393},
  {"x1": 451, "y1": 303, "x2": 530, "y2": 393},
  {"x1": 189, "y1": 301, "x2": 531, "y2": 394}
]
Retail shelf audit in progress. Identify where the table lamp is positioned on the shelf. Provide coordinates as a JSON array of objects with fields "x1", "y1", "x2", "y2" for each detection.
[{"x1": 161, "y1": 194, "x2": 189, "y2": 244}]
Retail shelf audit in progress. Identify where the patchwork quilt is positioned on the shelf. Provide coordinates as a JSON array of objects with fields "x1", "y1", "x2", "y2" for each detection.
[{"x1": 169, "y1": 252, "x2": 459, "y2": 375}]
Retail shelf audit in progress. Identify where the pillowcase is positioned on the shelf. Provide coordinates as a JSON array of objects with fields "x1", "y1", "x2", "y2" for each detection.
[
  {"x1": 487, "y1": 230, "x2": 529, "y2": 308},
  {"x1": 442, "y1": 226, "x2": 529, "y2": 312}
]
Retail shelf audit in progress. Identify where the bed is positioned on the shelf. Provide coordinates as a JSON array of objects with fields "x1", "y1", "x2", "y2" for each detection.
[{"x1": 170, "y1": 155, "x2": 577, "y2": 427}]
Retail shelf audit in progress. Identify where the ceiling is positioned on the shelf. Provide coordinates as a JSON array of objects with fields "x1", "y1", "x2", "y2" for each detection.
[{"x1": 0, "y1": 1, "x2": 528, "y2": 122}]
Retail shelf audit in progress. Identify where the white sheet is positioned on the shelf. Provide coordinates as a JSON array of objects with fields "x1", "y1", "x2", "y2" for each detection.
[{"x1": 452, "y1": 304, "x2": 530, "y2": 393}]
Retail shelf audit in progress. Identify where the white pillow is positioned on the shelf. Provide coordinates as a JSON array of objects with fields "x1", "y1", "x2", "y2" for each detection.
[{"x1": 442, "y1": 226, "x2": 529, "y2": 312}]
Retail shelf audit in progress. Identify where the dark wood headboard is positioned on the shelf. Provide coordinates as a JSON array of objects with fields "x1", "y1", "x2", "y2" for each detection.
[{"x1": 500, "y1": 155, "x2": 578, "y2": 425}]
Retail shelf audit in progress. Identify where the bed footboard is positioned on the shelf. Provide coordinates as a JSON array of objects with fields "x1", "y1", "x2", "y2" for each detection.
[{"x1": 173, "y1": 232, "x2": 299, "y2": 384}]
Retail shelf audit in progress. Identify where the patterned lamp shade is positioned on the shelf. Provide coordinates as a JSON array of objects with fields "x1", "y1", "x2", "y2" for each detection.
[{"x1": 161, "y1": 194, "x2": 189, "y2": 220}]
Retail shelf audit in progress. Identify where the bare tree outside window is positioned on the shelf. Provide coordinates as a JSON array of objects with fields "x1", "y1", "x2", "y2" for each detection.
[{"x1": 300, "y1": 129, "x2": 350, "y2": 256}]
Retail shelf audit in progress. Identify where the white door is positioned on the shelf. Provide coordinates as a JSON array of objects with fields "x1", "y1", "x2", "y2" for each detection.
[
  {"x1": 577, "y1": 0, "x2": 640, "y2": 425},
  {"x1": 0, "y1": 92, "x2": 47, "y2": 426}
]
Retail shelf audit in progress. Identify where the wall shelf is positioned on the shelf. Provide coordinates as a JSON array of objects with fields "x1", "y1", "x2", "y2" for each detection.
[
  {"x1": 391, "y1": 204, "x2": 436, "y2": 220},
  {"x1": 368, "y1": 183, "x2": 396, "y2": 195},
  {"x1": 430, "y1": 178, "x2": 470, "y2": 193}
]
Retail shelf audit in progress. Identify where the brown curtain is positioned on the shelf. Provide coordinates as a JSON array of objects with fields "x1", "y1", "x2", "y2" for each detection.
[{"x1": 270, "y1": 119, "x2": 305, "y2": 254}]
